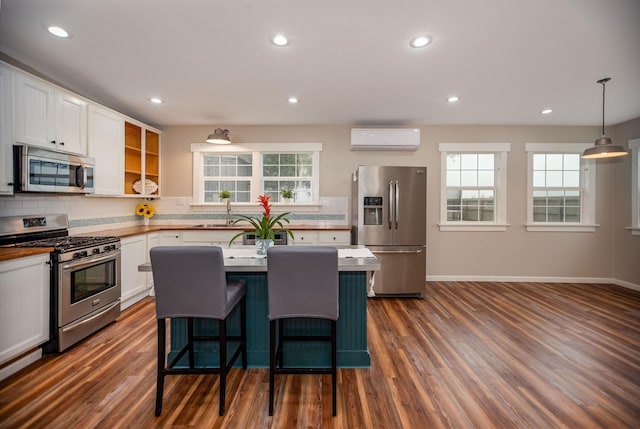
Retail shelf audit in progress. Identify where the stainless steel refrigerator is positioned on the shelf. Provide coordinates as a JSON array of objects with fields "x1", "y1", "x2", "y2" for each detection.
[{"x1": 351, "y1": 166, "x2": 426, "y2": 296}]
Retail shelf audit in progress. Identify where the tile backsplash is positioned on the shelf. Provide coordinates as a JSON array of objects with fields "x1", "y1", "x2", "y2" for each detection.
[{"x1": 0, "y1": 195, "x2": 349, "y2": 234}]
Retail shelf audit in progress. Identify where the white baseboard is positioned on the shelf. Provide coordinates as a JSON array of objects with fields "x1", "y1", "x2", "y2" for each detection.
[
  {"x1": 426, "y1": 275, "x2": 640, "y2": 292},
  {"x1": 0, "y1": 348, "x2": 42, "y2": 382}
]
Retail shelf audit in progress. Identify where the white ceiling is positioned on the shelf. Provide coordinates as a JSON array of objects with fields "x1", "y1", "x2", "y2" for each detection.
[{"x1": 1, "y1": 0, "x2": 639, "y2": 129}]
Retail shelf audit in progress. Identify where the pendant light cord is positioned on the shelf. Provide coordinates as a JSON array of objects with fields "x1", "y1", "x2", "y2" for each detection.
[
  {"x1": 597, "y1": 77, "x2": 610, "y2": 136},
  {"x1": 601, "y1": 80, "x2": 605, "y2": 136}
]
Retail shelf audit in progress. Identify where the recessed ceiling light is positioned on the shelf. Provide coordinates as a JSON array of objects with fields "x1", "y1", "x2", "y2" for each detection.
[
  {"x1": 409, "y1": 35, "x2": 432, "y2": 48},
  {"x1": 48, "y1": 26, "x2": 69, "y2": 38},
  {"x1": 447, "y1": 96, "x2": 460, "y2": 103},
  {"x1": 272, "y1": 34, "x2": 289, "y2": 46},
  {"x1": 149, "y1": 97, "x2": 163, "y2": 104},
  {"x1": 541, "y1": 109, "x2": 553, "y2": 114},
  {"x1": 288, "y1": 97, "x2": 299, "y2": 104}
]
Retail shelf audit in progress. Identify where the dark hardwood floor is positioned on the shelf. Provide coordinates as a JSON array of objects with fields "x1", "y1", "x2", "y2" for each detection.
[{"x1": 1, "y1": 281, "x2": 640, "y2": 428}]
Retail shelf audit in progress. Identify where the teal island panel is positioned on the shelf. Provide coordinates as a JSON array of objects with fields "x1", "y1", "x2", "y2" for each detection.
[{"x1": 169, "y1": 271, "x2": 370, "y2": 368}]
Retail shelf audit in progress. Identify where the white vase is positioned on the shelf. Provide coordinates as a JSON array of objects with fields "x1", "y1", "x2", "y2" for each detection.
[
  {"x1": 256, "y1": 238, "x2": 274, "y2": 255},
  {"x1": 143, "y1": 217, "x2": 150, "y2": 226},
  {"x1": 282, "y1": 198, "x2": 291, "y2": 205}
]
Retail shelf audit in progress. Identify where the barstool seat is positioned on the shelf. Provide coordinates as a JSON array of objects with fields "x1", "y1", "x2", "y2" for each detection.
[
  {"x1": 266, "y1": 246, "x2": 339, "y2": 416},
  {"x1": 150, "y1": 246, "x2": 247, "y2": 416}
]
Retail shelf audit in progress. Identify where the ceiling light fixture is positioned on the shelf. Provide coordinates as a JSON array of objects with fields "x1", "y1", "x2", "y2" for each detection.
[
  {"x1": 149, "y1": 97, "x2": 163, "y2": 104},
  {"x1": 447, "y1": 96, "x2": 459, "y2": 103},
  {"x1": 409, "y1": 35, "x2": 432, "y2": 48},
  {"x1": 272, "y1": 34, "x2": 289, "y2": 46},
  {"x1": 582, "y1": 77, "x2": 628, "y2": 159},
  {"x1": 206, "y1": 128, "x2": 231, "y2": 144},
  {"x1": 541, "y1": 109, "x2": 553, "y2": 114},
  {"x1": 47, "y1": 26, "x2": 69, "y2": 38},
  {"x1": 288, "y1": 97, "x2": 299, "y2": 104}
]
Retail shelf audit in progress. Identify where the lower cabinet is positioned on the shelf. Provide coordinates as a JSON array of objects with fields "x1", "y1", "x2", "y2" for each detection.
[
  {"x1": 290, "y1": 230, "x2": 351, "y2": 245},
  {"x1": 120, "y1": 235, "x2": 151, "y2": 310},
  {"x1": 0, "y1": 254, "x2": 50, "y2": 379},
  {"x1": 181, "y1": 230, "x2": 239, "y2": 246}
]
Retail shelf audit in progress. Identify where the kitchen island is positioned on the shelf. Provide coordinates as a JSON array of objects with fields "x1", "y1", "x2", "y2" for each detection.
[{"x1": 139, "y1": 247, "x2": 379, "y2": 368}]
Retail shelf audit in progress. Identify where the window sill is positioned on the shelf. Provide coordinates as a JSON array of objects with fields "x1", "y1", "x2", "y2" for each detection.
[
  {"x1": 190, "y1": 203, "x2": 322, "y2": 212},
  {"x1": 526, "y1": 223, "x2": 598, "y2": 232},
  {"x1": 626, "y1": 227, "x2": 640, "y2": 236},
  {"x1": 438, "y1": 223, "x2": 510, "y2": 232}
]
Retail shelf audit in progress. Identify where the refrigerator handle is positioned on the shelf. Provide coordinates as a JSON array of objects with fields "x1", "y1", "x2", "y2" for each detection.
[
  {"x1": 394, "y1": 180, "x2": 399, "y2": 229},
  {"x1": 388, "y1": 181, "x2": 394, "y2": 230}
]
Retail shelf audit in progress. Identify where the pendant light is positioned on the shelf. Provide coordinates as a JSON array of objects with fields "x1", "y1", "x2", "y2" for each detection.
[
  {"x1": 582, "y1": 78, "x2": 628, "y2": 159},
  {"x1": 206, "y1": 128, "x2": 231, "y2": 144}
]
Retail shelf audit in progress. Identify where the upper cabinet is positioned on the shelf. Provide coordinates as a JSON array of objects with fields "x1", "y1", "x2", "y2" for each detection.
[
  {"x1": 124, "y1": 121, "x2": 160, "y2": 197},
  {"x1": 0, "y1": 64, "x2": 13, "y2": 194},
  {"x1": 13, "y1": 72, "x2": 88, "y2": 155},
  {"x1": 88, "y1": 104, "x2": 125, "y2": 196}
]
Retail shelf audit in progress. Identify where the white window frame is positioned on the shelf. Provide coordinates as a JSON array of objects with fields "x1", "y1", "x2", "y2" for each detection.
[
  {"x1": 525, "y1": 143, "x2": 597, "y2": 232},
  {"x1": 439, "y1": 143, "x2": 511, "y2": 232},
  {"x1": 630, "y1": 138, "x2": 640, "y2": 236},
  {"x1": 191, "y1": 142, "x2": 322, "y2": 206}
]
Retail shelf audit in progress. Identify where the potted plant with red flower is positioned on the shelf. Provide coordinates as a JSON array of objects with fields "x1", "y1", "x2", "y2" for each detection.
[{"x1": 229, "y1": 195, "x2": 294, "y2": 254}]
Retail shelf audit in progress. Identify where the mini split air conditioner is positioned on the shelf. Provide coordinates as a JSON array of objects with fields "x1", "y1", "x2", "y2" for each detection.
[{"x1": 350, "y1": 128, "x2": 421, "y2": 151}]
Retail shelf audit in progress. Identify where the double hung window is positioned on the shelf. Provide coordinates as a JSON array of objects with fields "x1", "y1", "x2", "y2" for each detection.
[
  {"x1": 439, "y1": 143, "x2": 510, "y2": 231},
  {"x1": 192, "y1": 143, "x2": 321, "y2": 204},
  {"x1": 630, "y1": 139, "x2": 640, "y2": 235},
  {"x1": 525, "y1": 143, "x2": 596, "y2": 232}
]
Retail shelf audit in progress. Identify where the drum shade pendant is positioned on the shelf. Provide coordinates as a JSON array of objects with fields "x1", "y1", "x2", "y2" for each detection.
[
  {"x1": 206, "y1": 128, "x2": 231, "y2": 144},
  {"x1": 582, "y1": 78, "x2": 628, "y2": 159}
]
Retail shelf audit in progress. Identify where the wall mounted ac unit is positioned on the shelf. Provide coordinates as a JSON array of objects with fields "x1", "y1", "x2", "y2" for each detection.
[{"x1": 350, "y1": 128, "x2": 421, "y2": 151}]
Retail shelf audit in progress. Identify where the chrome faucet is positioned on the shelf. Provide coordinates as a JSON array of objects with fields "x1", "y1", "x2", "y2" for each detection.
[{"x1": 225, "y1": 199, "x2": 232, "y2": 225}]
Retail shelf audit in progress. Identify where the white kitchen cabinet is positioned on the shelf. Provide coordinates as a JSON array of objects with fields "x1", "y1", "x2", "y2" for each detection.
[
  {"x1": 88, "y1": 104, "x2": 124, "y2": 195},
  {"x1": 317, "y1": 230, "x2": 351, "y2": 244},
  {"x1": 0, "y1": 63, "x2": 13, "y2": 194},
  {"x1": 290, "y1": 230, "x2": 350, "y2": 246},
  {"x1": 157, "y1": 231, "x2": 181, "y2": 246},
  {"x1": 14, "y1": 72, "x2": 88, "y2": 155},
  {"x1": 120, "y1": 235, "x2": 151, "y2": 310},
  {"x1": 0, "y1": 254, "x2": 50, "y2": 368},
  {"x1": 181, "y1": 230, "x2": 239, "y2": 246}
]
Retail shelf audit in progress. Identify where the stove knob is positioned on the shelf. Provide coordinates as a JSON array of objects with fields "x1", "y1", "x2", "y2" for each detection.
[
  {"x1": 93, "y1": 248, "x2": 100, "y2": 254},
  {"x1": 73, "y1": 252, "x2": 81, "y2": 259},
  {"x1": 81, "y1": 251, "x2": 88, "y2": 257}
]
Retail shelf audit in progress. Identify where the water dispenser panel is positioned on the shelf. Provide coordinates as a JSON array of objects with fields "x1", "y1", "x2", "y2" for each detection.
[{"x1": 363, "y1": 196, "x2": 383, "y2": 225}]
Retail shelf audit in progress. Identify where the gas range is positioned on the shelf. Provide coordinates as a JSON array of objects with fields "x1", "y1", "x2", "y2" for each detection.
[
  {"x1": 0, "y1": 213, "x2": 122, "y2": 352},
  {"x1": 12, "y1": 236, "x2": 120, "y2": 262}
]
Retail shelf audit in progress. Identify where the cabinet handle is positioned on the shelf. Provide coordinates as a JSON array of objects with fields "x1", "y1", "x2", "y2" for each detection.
[
  {"x1": 50, "y1": 140, "x2": 56, "y2": 144},
  {"x1": 60, "y1": 141, "x2": 65, "y2": 145}
]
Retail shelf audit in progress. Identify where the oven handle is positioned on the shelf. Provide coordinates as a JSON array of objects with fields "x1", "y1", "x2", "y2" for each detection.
[
  {"x1": 60, "y1": 251, "x2": 120, "y2": 271},
  {"x1": 61, "y1": 299, "x2": 121, "y2": 333}
]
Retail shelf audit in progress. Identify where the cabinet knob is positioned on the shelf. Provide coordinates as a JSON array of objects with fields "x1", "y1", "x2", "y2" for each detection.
[
  {"x1": 59, "y1": 141, "x2": 65, "y2": 146},
  {"x1": 50, "y1": 140, "x2": 56, "y2": 144}
]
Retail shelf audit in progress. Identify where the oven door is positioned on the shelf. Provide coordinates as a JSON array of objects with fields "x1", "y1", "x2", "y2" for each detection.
[{"x1": 58, "y1": 251, "x2": 121, "y2": 327}]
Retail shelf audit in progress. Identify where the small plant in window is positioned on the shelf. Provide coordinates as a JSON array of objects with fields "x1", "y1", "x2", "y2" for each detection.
[
  {"x1": 219, "y1": 190, "x2": 232, "y2": 200},
  {"x1": 280, "y1": 189, "x2": 293, "y2": 200}
]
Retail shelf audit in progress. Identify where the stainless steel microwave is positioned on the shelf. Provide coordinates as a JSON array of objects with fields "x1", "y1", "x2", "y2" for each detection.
[{"x1": 13, "y1": 145, "x2": 95, "y2": 194}]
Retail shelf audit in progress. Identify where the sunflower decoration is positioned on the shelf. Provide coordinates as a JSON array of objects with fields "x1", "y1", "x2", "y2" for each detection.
[{"x1": 135, "y1": 202, "x2": 155, "y2": 218}]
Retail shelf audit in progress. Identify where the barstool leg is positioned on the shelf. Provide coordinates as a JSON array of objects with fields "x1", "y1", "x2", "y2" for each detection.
[
  {"x1": 155, "y1": 319, "x2": 166, "y2": 416},
  {"x1": 269, "y1": 320, "x2": 276, "y2": 416},
  {"x1": 187, "y1": 318, "x2": 195, "y2": 368},
  {"x1": 219, "y1": 319, "x2": 227, "y2": 416},
  {"x1": 241, "y1": 296, "x2": 247, "y2": 369},
  {"x1": 331, "y1": 320, "x2": 337, "y2": 416}
]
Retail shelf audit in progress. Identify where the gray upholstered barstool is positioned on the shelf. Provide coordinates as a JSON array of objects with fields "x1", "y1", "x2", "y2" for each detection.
[
  {"x1": 266, "y1": 246, "x2": 339, "y2": 416},
  {"x1": 150, "y1": 246, "x2": 247, "y2": 416}
]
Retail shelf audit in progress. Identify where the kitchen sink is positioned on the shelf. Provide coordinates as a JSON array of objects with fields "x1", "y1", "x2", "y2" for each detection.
[{"x1": 191, "y1": 223, "x2": 234, "y2": 228}]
